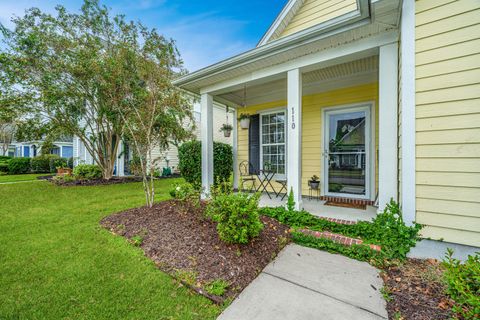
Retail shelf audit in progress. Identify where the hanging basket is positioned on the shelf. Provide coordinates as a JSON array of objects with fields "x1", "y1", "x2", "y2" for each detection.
[
  {"x1": 224, "y1": 129, "x2": 232, "y2": 137},
  {"x1": 240, "y1": 118, "x2": 250, "y2": 129}
]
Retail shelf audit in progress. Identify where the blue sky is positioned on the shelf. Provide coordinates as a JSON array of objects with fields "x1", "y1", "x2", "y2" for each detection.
[{"x1": 0, "y1": 0, "x2": 287, "y2": 71}]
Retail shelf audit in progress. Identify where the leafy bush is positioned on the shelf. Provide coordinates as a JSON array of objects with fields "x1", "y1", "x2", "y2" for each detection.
[
  {"x1": 206, "y1": 191, "x2": 263, "y2": 244},
  {"x1": 0, "y1": 157, "x2": 10, "y2": 173},
  {"x1": 67, "y1": 157, "x2": 74, "y2": 169},
  {"x1": 73, "y1": 164, "x2": 102, "y2": 180},
  {"x1": 8, "y1": 157, "x2": 31, "y2": 174},
  {"x1": 169, "y1": 182, "x2": 200, "y2": 211},
  {"x1": 260, "y1": 199, "x2": 422, "y2": 263},
  {"x1": 30, "y1": 154, "x2": 60, "y2": 173},
  {"x1": 442, "y1": 249, "x2": 480, "y2": 319},
  {"x1": 178, "y1": 140, "x2": 233, "y2": 188}
]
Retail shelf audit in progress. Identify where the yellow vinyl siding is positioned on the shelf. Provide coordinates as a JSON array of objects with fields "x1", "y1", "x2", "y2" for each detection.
[
  {"x1": 415, "y1": 0, "x2": 480, "y2": 247},
  {"x1": 237, "y1": 83, "x2": 378, "y2": 197},
  {"x1": 280, "y1": 0, "x2": 357, "y2": 38}
]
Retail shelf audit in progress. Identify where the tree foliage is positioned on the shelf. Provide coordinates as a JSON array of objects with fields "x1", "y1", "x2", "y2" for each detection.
[{"x1": 0, "y1": 0, "x2": 188, "y2": 179}]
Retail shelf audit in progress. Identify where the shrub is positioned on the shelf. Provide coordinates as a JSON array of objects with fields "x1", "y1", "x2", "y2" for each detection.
[
  {"x1": 206, "y1": 191, "x2": 263, "y2": 244},
  {"x1": 8, "y1": 157, "x2": 31, "y2": 174},
  {"x1": 0, "y1": 157, "x2": 10, "y2": 173},
  {"x1": 67, "y1": 157, "x2": 74, "y2": 169},
  {"x1": 30, "y1": 154, "x2": 60, "y2": 173},
  {"x1": 169, "y1": 182, "x2": 200, "y2": 211},
  {"x1": 442, "y1": 249, "x2": 480, "y2": 319},
  {"x1": 73, "y1": 164, "x2": 102, "y2": 180},
  {"x1": 178, "y1": 140, "x2": 233, "y2": 188}
]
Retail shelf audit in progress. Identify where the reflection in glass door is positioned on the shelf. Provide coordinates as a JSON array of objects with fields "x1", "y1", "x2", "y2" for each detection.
[{"x1": 324, "y1": 106, "x2": 370, "y2": 198}]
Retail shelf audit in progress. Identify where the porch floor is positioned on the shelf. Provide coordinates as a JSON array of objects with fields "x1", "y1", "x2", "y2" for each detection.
[{"x1": 259, "y1": 194, "x2": 378, "y2": 222}]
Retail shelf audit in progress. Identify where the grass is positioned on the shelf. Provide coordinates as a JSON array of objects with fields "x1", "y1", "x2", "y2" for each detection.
[
  {"x1": 0, "y1": 173, "x2": 47, "y2": 183},
  {"x1": 0, "y1": 178, "x2": 221, "y2": 319}
]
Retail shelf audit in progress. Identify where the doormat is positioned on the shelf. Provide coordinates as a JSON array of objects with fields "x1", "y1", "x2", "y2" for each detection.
[{"x1": 324, "y1": 201, "x2": 366, "y2": 210}]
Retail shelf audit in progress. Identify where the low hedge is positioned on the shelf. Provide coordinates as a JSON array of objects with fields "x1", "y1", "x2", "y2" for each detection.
[
  {"x1": 0, "y1": 156, "x2": 10, "y2": 173},
  {"x1": 178, "y1": 140, "x2": 233, "y2": 187},
  {"x1": 8, "y1": 157, "x2": 31, "y2": 174},
  {"x1": 73, "y1": 164, "x2": 102, "y2": 180},
  {"x1": 31, "y1": 155, "x2": 58, "y2": 173}
]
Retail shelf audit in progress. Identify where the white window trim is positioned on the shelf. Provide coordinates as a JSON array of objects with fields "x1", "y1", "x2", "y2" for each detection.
[
  {"x1": 259, "y1": 108, "x2": 287, "y2": 179},
  {"x1": 321, "y1": 101, "x2": 376, "y2": 200}
]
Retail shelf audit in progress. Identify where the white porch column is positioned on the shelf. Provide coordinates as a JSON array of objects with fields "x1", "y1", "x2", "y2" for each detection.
[
  {"x1": 378, "y1": 43, "x2": 399, "y2": 211},
  {"x1": 287, "y1": 69, "x2": 303, "y2": 210},
  {"x1": 201, "y1": 93, "x2": 214, "y2": 198},
  {"x1": 401, "y1": 0, "x2": 416, "y2": 225},
  {"x1": 232, "y1": 107, "x2": 239, "y2": 191}
]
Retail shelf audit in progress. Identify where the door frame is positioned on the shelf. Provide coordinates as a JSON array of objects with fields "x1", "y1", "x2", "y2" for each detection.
[{"x1": 321, "y1": 102, "x2": 375, "y2": 200}]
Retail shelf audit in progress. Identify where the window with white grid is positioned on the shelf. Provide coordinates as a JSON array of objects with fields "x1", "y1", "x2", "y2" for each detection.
[{"x1": 260, "y1": 111, "x2": 286, "y2": 175}]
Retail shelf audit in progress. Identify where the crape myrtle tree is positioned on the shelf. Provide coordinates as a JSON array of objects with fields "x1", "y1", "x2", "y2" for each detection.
[
  {"x1": 0, "y1": 0, "x2": 190, "y2": 179},
  {"x1": 116, "y1": 34, "x2": 194, "y2": 207}
]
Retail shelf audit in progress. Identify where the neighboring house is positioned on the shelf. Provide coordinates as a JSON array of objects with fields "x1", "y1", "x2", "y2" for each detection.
[
  {"x1": 72, "y1": 100, "x2": 233, "y2": 176},
  {"x1": 8, "y1": 138, "x2": 73, "y2": 159},
  {"x1": 174, "y1": 0, "x2": 480, "y2": 249}
]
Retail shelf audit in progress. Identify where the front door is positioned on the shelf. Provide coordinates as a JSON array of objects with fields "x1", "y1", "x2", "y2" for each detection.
[{"x1": 324, "y1": 105, "x2": 371, "y2": 199}]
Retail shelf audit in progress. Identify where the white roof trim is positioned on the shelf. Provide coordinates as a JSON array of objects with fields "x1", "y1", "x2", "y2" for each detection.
[
  {"x1": 174, "y1": 0, "x2": 371, "y2": 90},
  {"x1": 257, "y1": 0, "x2": 305, "y2": 47}
]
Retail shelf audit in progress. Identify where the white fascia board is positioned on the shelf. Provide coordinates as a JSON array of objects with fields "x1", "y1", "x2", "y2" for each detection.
[
  {"x1": 174, "y1": 0, "x2": 371, "y2": 88},
  {"x1": 200, "y1": 30, "x2": 397, "y2": 95}
]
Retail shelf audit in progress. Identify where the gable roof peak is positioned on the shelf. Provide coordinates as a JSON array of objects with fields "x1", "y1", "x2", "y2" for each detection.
[{"x1": 257, "y1": 0, "x2": 305, "y2": 47}]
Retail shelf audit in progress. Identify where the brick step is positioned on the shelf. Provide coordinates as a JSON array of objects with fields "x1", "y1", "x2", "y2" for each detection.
[
  {"x1": 298, "y1": 229, "x2": 382, "y2": 251},
  {"x1": 319, "y1": 217, "x2": 357, "y2": 225}
]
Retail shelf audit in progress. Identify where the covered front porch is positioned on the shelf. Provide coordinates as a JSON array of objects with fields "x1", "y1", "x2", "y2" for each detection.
[
  {"x1": 259, "y1": 194, "x2": 378, "y2": 222},
  {"x1": 174, "y1": 0, "x2": 401, "y2": 214}
]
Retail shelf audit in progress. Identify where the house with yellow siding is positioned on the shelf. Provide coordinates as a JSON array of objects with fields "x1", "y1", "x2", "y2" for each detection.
[{"x1": 174, "y1": 0, "x2": 480, "y2": 254}]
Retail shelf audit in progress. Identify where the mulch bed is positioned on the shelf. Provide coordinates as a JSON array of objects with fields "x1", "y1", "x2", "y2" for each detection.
[
  {"x1": 50, "y1": 174, "x2": 180, "y2": 187},
  {"x1": 100, "y1": 200, "x2": 290, "y2": 303},
  {"x1": 382, "y1": 258, "x2": 454, "y2": 320}
]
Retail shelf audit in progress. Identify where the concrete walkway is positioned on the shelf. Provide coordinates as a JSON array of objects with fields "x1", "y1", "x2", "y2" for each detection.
[{"x1": 218, "y1": 244, "x2": 387, "y2": 320}]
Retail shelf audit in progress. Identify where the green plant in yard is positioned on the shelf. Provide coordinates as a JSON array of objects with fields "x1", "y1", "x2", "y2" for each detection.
[
  {"x1": 73, "y1": 164, "x2": 102, "y2": 180},
  {"x1": 30, "y1": 154, "x2": 60, "y2": 173},
  {"x1": 169, "y1": 182, "x2": 201, "y2": 211},
  {"x1": 130, "y1": 235, "x2": 144, "y2": 247},
  {"x1": 7, "y1": 157, "x2": 31, "y2": 174},
  {"x1": 442, "y1": 249, "x2": 480, "y2": 319},
  {"x1": 204, "y1": 279, "x2": 229, "y2": 296},
  {"x1": 206, "y1": 191, "x2": 263, "y2": 244},
  {"x1": 0, "y1": 157, "x2": 10, "y2": 173},
  {"x1": 261, "y1": 199, "x2": 422, "y2": 264},
  {"x1": 380, "y1": 286, "x2": 393, "y2": 302},
  {"x1": 286, "y1": 188, "x2": 295, "y2": 212},
  {"x1": 178, "y1": 140, "x2": 233, "y2": 188}
]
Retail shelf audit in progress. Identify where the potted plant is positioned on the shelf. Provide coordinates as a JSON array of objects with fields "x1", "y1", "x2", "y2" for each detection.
[
  {"x1": 220, "y1": 123, "x2": 233, "y2": 137},
  {"x1": 56, "y1": 166, "x2": 73, "y2": 176},
  {"x1": 238, "y1": 113, "x2": 250, "y2": 129},
  {"x1": 308, "y1": 175, "x2": 320, "y2": 189}
]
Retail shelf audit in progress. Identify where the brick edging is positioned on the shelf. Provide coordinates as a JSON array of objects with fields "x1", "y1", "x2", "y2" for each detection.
[{"x1": 298, "y1": 229, "x2": 382, "y2": 251}]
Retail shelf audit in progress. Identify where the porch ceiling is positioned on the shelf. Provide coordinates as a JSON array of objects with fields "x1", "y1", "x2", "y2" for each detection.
[
  {"x1": 218, "y1": 55, "x2": 378, "y2": 106},
  {"x1": 174, "y1": 0, "x2": 399, "y2": 96}
]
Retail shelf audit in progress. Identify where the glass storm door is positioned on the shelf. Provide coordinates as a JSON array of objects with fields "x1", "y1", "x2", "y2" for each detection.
[{"x1": 324, "y1": 106, "x2": 370, "y2": 198}]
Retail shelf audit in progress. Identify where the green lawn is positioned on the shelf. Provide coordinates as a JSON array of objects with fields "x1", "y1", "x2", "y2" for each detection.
[
  {"x1": 0, "y1": 173, "x2": 47, "y2": 183},
  {"x1": 0, "y1": 179, "x2": 221, "y2": 319}
]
